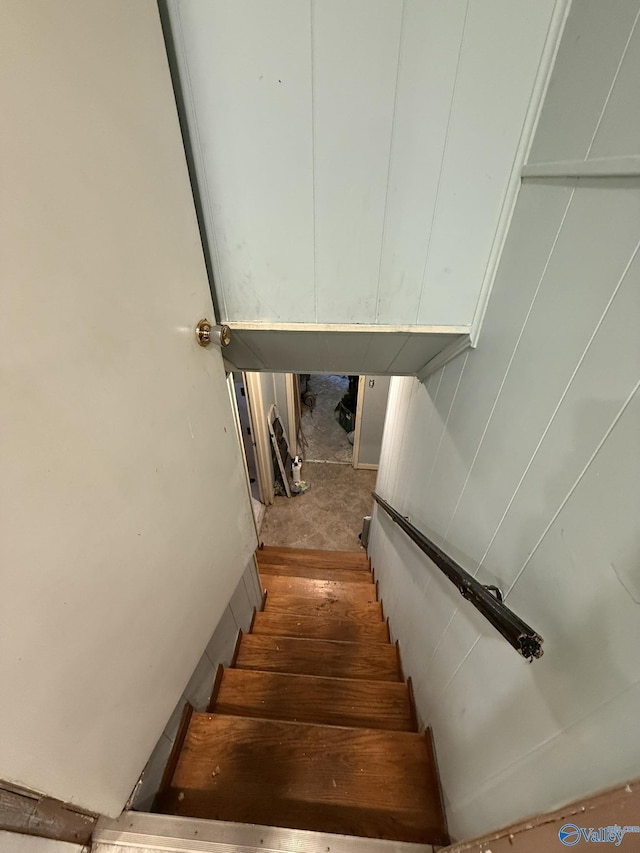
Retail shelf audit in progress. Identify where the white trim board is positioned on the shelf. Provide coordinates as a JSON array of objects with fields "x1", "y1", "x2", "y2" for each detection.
[
  {"x1": 243, "y1": 372, "x2": 275, "y2": 505},
  {"x1": 351, "y1": 375, "x2": 365, "y2": 469},
  {"x1": 522, "y1": 155, "x2": 640, "y2": 178},
  {"x1": 225, "y1": 321, "x2": 470, "y2": 335},
  {"x1": 417, "y1": 334, "x2": 472, "y2": 383}
]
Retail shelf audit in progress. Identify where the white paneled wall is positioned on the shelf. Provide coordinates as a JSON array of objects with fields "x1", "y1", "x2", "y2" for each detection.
[
  {"x1": 166, "y1": 0, "x2": 557, "y2": 327},
  {"x1": 132, "y1": 559, "x2": 263, "y2": 811},
  {"x1": 369, "y1": 1, "x2": 640, "y2": 840}
]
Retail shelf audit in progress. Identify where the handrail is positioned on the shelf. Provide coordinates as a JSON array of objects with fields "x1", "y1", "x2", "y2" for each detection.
[{"x1": 372, "y1": 493, "x2": 544, "y2": 660}]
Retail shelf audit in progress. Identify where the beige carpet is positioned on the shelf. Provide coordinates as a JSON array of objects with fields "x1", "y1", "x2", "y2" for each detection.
[
  {"x1": 260, "y1": 461, "x2": 377, "y2": 551},
  {"x1": 300, "y1": 374, "x2": 353, "y2": 464}
]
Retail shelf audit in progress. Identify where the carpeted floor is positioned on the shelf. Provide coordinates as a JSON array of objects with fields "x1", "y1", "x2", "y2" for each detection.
[
  {"x1": 300, "y1": 374, "x2": 353, "y2": 464},
  {"x1": 260, "y1": 461, "x2": 377, "y2": 551}
]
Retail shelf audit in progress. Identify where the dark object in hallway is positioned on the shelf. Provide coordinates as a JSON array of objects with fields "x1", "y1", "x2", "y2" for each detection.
[{"x1": 155, "y1": 545, "x2": 449, "y2": 846}]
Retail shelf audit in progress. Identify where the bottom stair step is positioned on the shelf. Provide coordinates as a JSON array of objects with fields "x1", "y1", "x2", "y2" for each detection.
[
  {"x1": 157, "y1": 713, "x2": 448, "y2": 845},
  {"x1": 211, "y1": 668, "x2": 417, "y2": 731}
]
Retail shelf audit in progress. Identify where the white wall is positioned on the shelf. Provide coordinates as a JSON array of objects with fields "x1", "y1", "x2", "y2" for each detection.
[
  {"x1": 354, "y1": 376, "x2": 391, "y2": 468},
  {"x1": 166, "y1": 0, "x2": 557, "y2": 327},
  {"x1": 0, "y1": 0, "x2": 257, "y2": 818},
  {"x1": 369, "y1": 0, "x2": 640, "y2": 840},
  {"x1": 132, "y1": 559, "x2": 262, "y2": 811}
]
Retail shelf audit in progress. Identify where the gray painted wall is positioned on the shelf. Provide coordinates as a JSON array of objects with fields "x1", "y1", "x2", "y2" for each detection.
[
  {"x1": 369, "y1": 0, "x2": 640, "y2": 840},
  {"x1": 132, "y1": 559, "x2": 263, "y2": 811}
]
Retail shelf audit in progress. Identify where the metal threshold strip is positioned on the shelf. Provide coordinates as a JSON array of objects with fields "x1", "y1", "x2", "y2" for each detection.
[
  {"x1": 92, "y1": 811, "x2": 433, "y2": 853},
  {"x1": 372, "y1": 493, "x2": 544, "y2": 660}
]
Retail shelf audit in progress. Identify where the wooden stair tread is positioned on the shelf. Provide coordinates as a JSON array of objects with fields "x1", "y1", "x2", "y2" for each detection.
[
  {"x1": 252, "y1": 611, "x2": 389, "y2": 643},
  {"x1": 263, "y1": 595, "x2": 383, "y2": 623},
  {"x1": 211, "y1": 668, "x2": 415, "y2": 731},
  {"x1": 262, "y1": 575, "x2": 377, "y2": 606},
  {"x1": 235, "y1": 634, "x2": 401, "y2": 681},
  {"x1": 259, "y1": 546, "x2": 369, "y2": 569},
  {"x1": 258, "y1": 562, "x2": 373, "y2": 584},
  {"x1": 159, "y1": 713, "x2": 448, "y2": 844}
]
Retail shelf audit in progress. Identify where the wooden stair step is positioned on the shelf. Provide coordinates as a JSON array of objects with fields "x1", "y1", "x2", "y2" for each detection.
[
  {"x1": 253, "y1": 610, "x2": 389, "y2": 643},
  {"x1": 211, "y1": 668, "x2": 416, "y2": 731},
  {"x1": 262, "y1": 575, "x2": 377, "y2": 606},
  {"x1": 263, "y1": 594, "x2": 383, "y2": 623},
  {"x1": 235, "y1": 634, "x2": 401, "y2": 682},
  {"x1": 259, "y1": 545, "x2": 369, "y2": 569},
  {"x1": 258, "y1": 561, "x2": 373, "y2": 584},
  {"x1": 158, "y1": 713, "x2": 448, "y2": 845}
]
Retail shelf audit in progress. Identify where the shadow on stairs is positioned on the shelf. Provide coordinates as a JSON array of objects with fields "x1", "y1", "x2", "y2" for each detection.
[{"x1": 98, "y1": 546, "x2": 450, "y2": 852}]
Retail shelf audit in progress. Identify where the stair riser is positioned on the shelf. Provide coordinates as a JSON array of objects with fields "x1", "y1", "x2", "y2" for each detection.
[
  {"x1": 263, "y1": 598, "x2": 384, "y2": 623},
  {"x1": 213, "y1": 669, "x2": 416, "y2": 731},
  {"x1": 236, "y1": 635, "x2": 401, "y2": 682},
  {"x1": 258, "y1": 563, "x2": 373, "y2": 584},
  {"x1": 262, "y1": 575, "x2": 378, "y2": 606},
  {"x1": 259, "y1": 546, "x2": 369, "y2": 570},
  {"x1": 252, "y1": 611, "x2": 390, "y2": 643}
]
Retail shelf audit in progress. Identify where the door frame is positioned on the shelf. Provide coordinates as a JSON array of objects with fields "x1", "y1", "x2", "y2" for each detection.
[{"x1": 243, "y1": 372, "x2": 275, "y2": 505}]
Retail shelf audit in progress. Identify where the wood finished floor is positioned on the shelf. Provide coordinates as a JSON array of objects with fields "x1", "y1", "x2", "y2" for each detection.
[{"x1": 155, "y1": 545, "x2": 449, "y2": 846}]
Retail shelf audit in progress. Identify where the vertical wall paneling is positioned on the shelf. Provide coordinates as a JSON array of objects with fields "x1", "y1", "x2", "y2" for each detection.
[
  {"x1": 368, "y1": 0, "x2": 640, "y2": 836},
  {"x1": 313, "y1": 0, "x2": 403, "y2": 323},
  {"x1": 419, "y1": 182, "x2": 575, "y2": 543},
  {"x1": 168, "y1": 0, "x2": 557, "y2": 330},
  {"x1": 528, "y1": 0, "x2": 640, "y2": 164},
  {"x1": 375, "y1": 0, "x2": 467, "y2": 325},
  {"x1": 169, "y1": 0, "x2": 315, "y2": 322},
  {"x1": 477, "y1": 249, "x2": 640, "y2": 586},
  {"x1": 418, "y1": 0, "x2": 557, "y2": 325},
  {"x1": 589, "y1": 18, "x2": 640, "y2": 159},
  {"x1": 444, "y1": 180, "x2": 640, "y2": 571}
]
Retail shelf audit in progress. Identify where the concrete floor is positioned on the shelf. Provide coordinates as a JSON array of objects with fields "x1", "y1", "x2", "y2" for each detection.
[{"x1": 260, "y1": 461, "x2": 377, "y2": 551}]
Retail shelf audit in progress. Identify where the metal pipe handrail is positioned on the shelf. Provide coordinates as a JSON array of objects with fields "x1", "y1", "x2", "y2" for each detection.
[{"x1": 372, "y1": 493, "x2": 544, "y2": 660}]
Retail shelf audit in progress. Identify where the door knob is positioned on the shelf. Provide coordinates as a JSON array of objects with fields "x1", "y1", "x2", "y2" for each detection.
[{"x1": 195, "y1": 319, "x2": 231, "y2": 348}]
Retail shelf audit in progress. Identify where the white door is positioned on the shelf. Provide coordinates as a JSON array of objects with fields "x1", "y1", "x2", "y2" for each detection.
[{"x1": 0, "y1": 1, "x2": 256, "y2": 817}]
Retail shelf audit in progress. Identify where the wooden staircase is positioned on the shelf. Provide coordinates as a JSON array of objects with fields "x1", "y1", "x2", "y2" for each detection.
[{"x1": 155, "y1": 546, "x2": 449, "y2": 847}]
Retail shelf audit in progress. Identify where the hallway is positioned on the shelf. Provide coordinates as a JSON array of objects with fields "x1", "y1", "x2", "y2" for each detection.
[
  {"x1": 300, "y1": 374, "x2": 354, "y2": 464},
  {"x1": 260, "y1": 462, "x2": 376, "y2": 551}
]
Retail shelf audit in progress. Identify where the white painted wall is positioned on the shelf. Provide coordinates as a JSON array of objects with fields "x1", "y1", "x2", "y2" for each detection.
[
  {"x1": 0, "y1": 0, "x2": 256, "y2": 817},
  {"x1": 166, "y1": 0, "x2": 557, "y2": 327},
  {"x1": 369, "y1": 1, "x2": 640, "y2": 839},
  {"x1": 354, "y1": 376, "x2": 391, "y2": 468}
]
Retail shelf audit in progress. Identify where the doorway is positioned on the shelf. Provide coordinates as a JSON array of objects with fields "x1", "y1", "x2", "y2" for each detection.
[
  {"x1": 231, "y1": 373, "x2": 260, "y2": 501},
  {"x1": 229, "y1": 371, "x2": 392, "y2": 551},
  {"x1": 299, "y1": 374, "x2": 356, "y2": 464}
]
